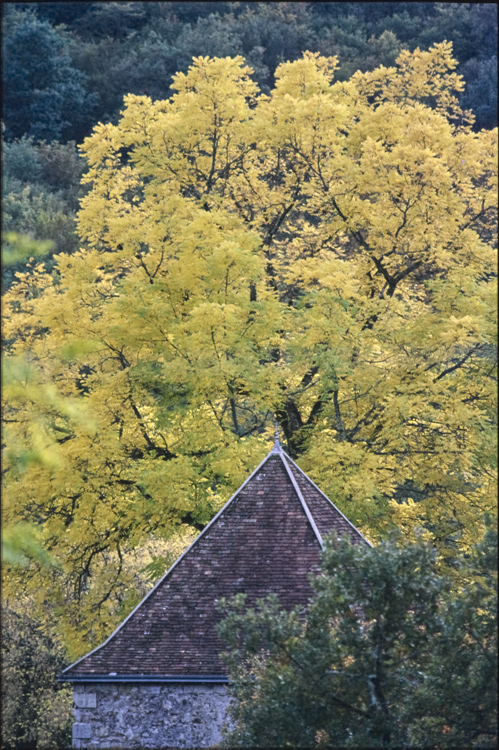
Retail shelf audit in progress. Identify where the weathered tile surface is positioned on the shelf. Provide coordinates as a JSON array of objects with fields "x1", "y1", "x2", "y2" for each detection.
[
  {"x1": 64, "y1": 449, "x2": 369, "y2": 678},
  {"x1": 286, "y1": 457, "x2": 367, "y2": 543}
]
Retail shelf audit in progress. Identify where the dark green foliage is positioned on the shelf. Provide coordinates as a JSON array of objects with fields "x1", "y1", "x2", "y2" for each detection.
[
  {"x1": 411, "y1": 3, "x2": 497, "y2": 63},
  {"x1": 164, "y1": 2, "x2": 238, "y2": 23},
  {"x1": 69, "y1": 1, "x2": 151, "y2": 41},
  {"x1": 407, "y1": 529, "x2": 498, "y2": 747},
  {"x1": 3, "y1": 2, "x2": 496, "y2": 140},
  {"x1": 2, "y1": 136, "x2": 85, "y2": 200},
  {"x1": 1, "y1": 134, "x2": 43, "y2": 185},
  {"x1": 63, "y1": 35, "x2": 134, "y2": 127},
  {"x1": 20, "y1": 2, "x2": 95, "y2": 29},
  {"x1": 1, "y1": 604, "x2": 73, "y2": 750},
  {"x1": 217, "y1": 529, "x2": 498, "y2": 748},
  {"x1": 460, "y1": 56, "x2": 498, "y2": 131},
  {"x1": 2, "y1": 11, "x2": 96, "y2": 143},
  {"x1": 2, "y1": 135, "x2": 86, "y2": 291},
  {"x1": 228, "y1": 4, "x2": 314, "y2": 90}
]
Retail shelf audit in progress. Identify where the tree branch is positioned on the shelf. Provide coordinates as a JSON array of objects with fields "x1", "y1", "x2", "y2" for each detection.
[{"x1": 434, "y1": 345, "x2": 482, "y2": 382}]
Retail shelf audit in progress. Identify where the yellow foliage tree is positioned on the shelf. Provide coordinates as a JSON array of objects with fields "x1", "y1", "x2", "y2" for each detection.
[{"x1": 2, "y1": 46, "x2": 497, "y2": 657}]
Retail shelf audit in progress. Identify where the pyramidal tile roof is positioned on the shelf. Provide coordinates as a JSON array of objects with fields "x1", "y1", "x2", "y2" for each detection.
[{"x1": 62, "y1": 437, "x2": 370, "y2": 681}]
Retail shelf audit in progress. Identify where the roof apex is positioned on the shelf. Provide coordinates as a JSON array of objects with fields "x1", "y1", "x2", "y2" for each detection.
[{"x1": 271, "y1": 422, "x2": 282, "y2": 454}]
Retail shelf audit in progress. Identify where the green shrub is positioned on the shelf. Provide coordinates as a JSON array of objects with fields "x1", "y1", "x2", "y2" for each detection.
[{"x1": 1, "y1": 604, "x2": 73, "y2": 750}]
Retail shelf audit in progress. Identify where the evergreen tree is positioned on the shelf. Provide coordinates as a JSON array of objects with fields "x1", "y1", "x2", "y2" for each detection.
[
  {"x1": 218, "y1": 528, "x2": 498, "y2": 748},
  {"x1": 2, "y1": 11, "x2": 95, "y2": 142}
]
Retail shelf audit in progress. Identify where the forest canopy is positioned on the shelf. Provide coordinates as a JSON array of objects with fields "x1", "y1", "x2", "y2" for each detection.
[
  {"x1": 2, "y1": 46, "x2": 497, "y2": 658},
  {"x1": 2, "y1": 1, "x2": 498, "y2": 141}
]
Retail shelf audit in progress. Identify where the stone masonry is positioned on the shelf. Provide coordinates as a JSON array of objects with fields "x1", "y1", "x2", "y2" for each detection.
[{"x1": 72, "y1": 683, "x2": 232, "y2": 749}]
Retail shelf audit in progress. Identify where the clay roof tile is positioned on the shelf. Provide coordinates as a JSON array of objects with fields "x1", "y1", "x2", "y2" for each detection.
[{"x1": 62, "y1": 444, "x2": 370, "y2": 679}]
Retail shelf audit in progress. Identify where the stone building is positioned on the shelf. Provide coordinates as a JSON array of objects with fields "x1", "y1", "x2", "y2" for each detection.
[{"x1": 60, "y1": 434, "x2": 370, "y2": 748}]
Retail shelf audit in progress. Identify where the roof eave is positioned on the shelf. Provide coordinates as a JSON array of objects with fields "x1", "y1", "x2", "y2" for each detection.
[{"x1": 58, "y1": 674, "x2": 229, "y2": 684}]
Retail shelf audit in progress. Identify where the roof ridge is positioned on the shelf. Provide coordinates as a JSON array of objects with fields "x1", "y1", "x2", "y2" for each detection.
[
  {"x1": 62, "y1": 447, "x2": 278, "y2": 675},
  {"x1": 278, "y1": 451, "x2": 323, "y2": 549},
  {"x1": 282, "y1": 452, "x2": 373, "y2": 548}
]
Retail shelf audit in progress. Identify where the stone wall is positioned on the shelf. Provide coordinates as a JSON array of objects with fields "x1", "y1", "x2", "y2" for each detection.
[{"x1": 72, "y1": 683, "x2": 233, "y2": 749}]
